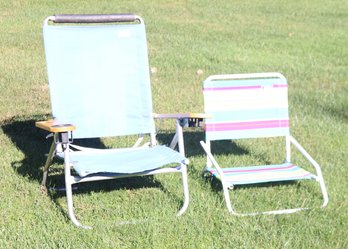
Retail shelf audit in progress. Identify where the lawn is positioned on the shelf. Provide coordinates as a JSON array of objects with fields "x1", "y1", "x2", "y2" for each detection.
[{"x1": 0, "y1": 0, "x2": 347, "y2": 248}]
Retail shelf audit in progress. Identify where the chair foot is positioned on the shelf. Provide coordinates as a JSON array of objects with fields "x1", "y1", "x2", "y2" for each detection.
[
  {"x1": 177, "y1": 164, "x2": 189, "y2": 216},
  {"x1": 70, "y1": 217, "x2": 92, "y2": 230},
  {"x1": 40, "y1": 185, "x2": 48, "y2": 194},
  {"x1": 177, "y1": 202, "x2": 189, "y2": 217}
]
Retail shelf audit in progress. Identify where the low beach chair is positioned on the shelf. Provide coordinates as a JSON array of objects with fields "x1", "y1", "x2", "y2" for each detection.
[
  {"x1": 36, "y1": 14, "x2": 189, "y2": 228},
  {"x1": 200, "y1": 73, "x2": 328, "y2": 215}
]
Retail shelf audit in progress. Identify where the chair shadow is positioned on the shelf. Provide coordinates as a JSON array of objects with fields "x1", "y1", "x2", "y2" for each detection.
[
  {"x1": 156, "y1": 130, "x2": 249, "y2": 158},
  {"x1": 1, "y1": 115, "x2": 183, "y2": 218},
  {"x1": 1, "y1": 115, "x2": 112, "y2": 184},
  {"x1": 1, "y1": 116, "x2": 50, "y2": 182},
  {"x1": 156, "y1": 129, "x2": 298, "y2": 195}
]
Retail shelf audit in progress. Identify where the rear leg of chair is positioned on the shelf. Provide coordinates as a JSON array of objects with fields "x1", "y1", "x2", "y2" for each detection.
[
  {"x1": 40, "y1": 140, "x2": 56, "y2": 192},
  {"x1": 224, "y1": 181, "x2": 311, "y2": 216},
  {"x1": 318, "y1": 175, "x2": 329, "y2": 208},
  {"x1": 289, "y1": 136, "x2": 329, "y2": 208},
  {"x1": 177, "y1": 164, "x2": 189, "y2": 216},
  {"x1": 224, "y1": 187, "x2": 308, "y2": 216}
]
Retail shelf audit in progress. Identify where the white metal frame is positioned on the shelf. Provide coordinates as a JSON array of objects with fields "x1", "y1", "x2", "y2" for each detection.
[
  {"x1": 42, "y1": 128, "x2": 189, "y2": 229},
  {"x1": 201, "y1": 136, "x2": 328, "y2": 215}
]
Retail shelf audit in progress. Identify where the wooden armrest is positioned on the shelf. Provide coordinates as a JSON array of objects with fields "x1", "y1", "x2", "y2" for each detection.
[
  {"x1": 35, "y1": 120, "x2": 76, "y2": 133},
  {"x1": 153, "y1": 113, "x2": 212, "y2": 119}
]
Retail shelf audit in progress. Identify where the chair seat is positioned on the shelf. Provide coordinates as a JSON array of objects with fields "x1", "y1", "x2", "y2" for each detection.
[
  {"x1": 63, "y1": 145, "x2": 187, "y2": 177},
  {"x1": 207, "y1": 162, "x2": 316, "y2": 186}
]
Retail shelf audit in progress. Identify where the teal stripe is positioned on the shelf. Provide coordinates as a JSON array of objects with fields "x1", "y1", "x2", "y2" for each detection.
[
  {"x1": 206, "y1": 127, "x2": 290, "y2": 140},
  {"x1": 206, "y1": 108, "x2": 289, "y2": 123},
  {"x1": 203, "y1": 78, "x2": 286, "y2": 89},
  {"x1": 206, "y1": 162, "x2": 315, "y2": 185}
]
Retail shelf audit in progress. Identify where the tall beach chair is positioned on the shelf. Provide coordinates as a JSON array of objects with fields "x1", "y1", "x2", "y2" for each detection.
[
  {"x1": 36, "y1": 14, "x2": 189, "y2": 228},
  {"x1": 200, "y1": 73, "x2": 328, "y2": 215}
]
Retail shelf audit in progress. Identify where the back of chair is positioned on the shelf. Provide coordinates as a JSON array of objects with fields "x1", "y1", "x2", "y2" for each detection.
[
  {"x1": 203, "y1": 73, "x2": 290, "y2": 141},
  {"x1": 43, "y1": 15, "x2": 155, "y2": 139}
]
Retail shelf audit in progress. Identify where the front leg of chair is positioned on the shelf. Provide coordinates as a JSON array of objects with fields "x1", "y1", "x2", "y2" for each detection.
[
  {"x1": 200, "y1": 141, "x2": 236, "y2": 213},
  {"x1": 63, "y1": 143, "x2": 92, "y2": 229},
  {"x1": 177, "y1": 163, "x2": 189, "y2": 216},
  {"x1": 222, "y1": 181, "x2": 234, "y2": 213}
]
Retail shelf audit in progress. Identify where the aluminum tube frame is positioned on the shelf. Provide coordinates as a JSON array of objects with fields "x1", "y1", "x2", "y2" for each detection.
[{"x1": 200, "y1": 135, "x2": 329, "y2": 215}]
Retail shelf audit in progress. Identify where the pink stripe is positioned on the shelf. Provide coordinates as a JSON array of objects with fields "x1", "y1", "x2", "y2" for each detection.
[
  {"x1": 205, "y1": 120, "x2": 289, "y2": 131},
  {"x1": 203, "y1": 85, "x2": 261, "y2": 91},
  {"x1": 210, "y1": 164, "x2": 296, "y2": 174},
  {"x1": 203, "y1": 84, "x2": 287, "y2": 91},
  {"x1": 272, "y1": 84, "x2": 288, "y2": 88},
  {"x1": 225, "y1": 174, "x2": 313, "y2": 183}
]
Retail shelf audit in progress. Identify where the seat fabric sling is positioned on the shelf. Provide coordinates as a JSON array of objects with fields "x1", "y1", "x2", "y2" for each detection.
[
  {"x1": 44, "y1": 23, "x2": 154, "y2": 139},
  {"x1": 207, "y1": 162, "x2": 315, "y2": 186},
  {"x1": 68, "y1": 145, "x2": 185, "y2": 177}
]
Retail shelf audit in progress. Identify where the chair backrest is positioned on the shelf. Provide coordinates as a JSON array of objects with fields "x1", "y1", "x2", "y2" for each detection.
[
  {"x1": 43, "y1": 15, "x2": 155, "y2": 139},
  {"x1": 203, "y1": 73, "x2": 290, "y2": 141}
]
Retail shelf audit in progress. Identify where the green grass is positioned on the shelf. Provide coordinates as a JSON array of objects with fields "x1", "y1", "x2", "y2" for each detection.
[{"x1": 1, "y1": 0, "x2": 348, "y2": 248}]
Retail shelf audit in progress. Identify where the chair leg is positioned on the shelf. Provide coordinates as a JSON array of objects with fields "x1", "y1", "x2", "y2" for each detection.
[
  {"x1": 222, "y1": 181, "x2": 235, "y2": 214},
  {"x1": 63, "y1": 145, "x2": 92, "y2": 229},
  {"x1": 219, "y1": 170, "x2": 309, "y2": 216},
  {"x1": 318, "y1": 174, "x2": 329, "y2": 208},
  {"x1": 40, "y1": 140, "x2": 56, "y2": 191},
  {"x1": 177, "y1": 164, "x2": 189, "y2": 216},
  {"x1": 64, "y1": 178, "x2": 91, "y2": 229},
  {"x1": 289, "y1": 136, "x2": 329, "y2": 208},
  {"x1": 223, "y1": 184, "x2": 309, "y2": 216}
]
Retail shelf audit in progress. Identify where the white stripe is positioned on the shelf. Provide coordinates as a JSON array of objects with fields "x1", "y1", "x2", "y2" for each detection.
[
  {"x1": 205, "y1": 117, "x2": 289, "y2": 125},
  {"x1": 204, "y1": 88, "x2": 288, "y2": 112},
  {"x1": 205, "y1": 72, "x2": 286, "y2": 82}
]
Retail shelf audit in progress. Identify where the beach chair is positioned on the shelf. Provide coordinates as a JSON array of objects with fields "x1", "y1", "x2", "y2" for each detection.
[
  {"x1": 36, "y1": 14, "x2": 189, "y2": 228},
  {"x1": 200, "y1": 73, "x2": 328, "y2": 215}
]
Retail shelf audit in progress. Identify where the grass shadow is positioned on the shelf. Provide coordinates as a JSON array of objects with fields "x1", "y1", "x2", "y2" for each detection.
[
  {"x1": 156, "y1": 129, "x2": 249, "y2": 158},
  {"x1": 1, "y1": 115, "x2": 109, "y2": 183},
  {"x1": 1, "y1": 115, "x2": 51, "y2": 182}
]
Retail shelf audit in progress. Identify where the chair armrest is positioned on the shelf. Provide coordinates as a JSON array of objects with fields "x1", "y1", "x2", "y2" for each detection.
[
  {"x1": 35, "y1": 120, "x2": 76, "y2": 133},
  {"x1": 153, "y1": 113, "x2": 211, "y2": 128}
]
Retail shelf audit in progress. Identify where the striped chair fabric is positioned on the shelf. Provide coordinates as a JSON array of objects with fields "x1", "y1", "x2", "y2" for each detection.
[
  {"x1": 207, "y1": 163, "x2": 316, "y2": 186},
  {"x1": 203, "y1": 76, "x2": 290, "y2": 141},
  {"x1": 203, "y1": 74, "x2": 313, "y2": 185}
]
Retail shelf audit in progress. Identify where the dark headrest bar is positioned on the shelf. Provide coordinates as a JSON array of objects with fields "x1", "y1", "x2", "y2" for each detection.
[{"x1": 54, "y1": 14, "x2": 138, "y2": 23}]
